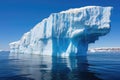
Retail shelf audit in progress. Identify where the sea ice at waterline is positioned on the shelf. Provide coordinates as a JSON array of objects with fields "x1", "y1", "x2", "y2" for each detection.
[{"x1": 9, "y1": 6, "x2": 112, "y2": 56}]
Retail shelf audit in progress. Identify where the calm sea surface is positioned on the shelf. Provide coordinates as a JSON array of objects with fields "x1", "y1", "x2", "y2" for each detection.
[{"x1": 0, "y1": 52, "x2": 120, "y2": 80}]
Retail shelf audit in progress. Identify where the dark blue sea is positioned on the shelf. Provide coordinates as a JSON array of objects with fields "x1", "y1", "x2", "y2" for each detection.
[{"x1": 0, "y1": 52, "x2": 120, "y2": 80}]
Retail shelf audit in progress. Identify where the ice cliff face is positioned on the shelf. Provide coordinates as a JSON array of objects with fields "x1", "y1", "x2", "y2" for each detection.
[{"x1": 9, "y1": 6, "x2": 112, "y2": 56}]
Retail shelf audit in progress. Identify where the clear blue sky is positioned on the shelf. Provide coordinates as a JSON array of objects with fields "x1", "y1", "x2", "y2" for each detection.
[{"x1": 0, "y1": 0, "x2": 120, "y2": 50}]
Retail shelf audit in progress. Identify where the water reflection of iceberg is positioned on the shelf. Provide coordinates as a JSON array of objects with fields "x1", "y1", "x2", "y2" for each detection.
[
  {"x1": 9, "y1": 53, "x2": 52, "y2": 80},
  {"x1": 51, "y1": 55, "x2": 101, "y2": 80},
  {"x1": 9, "y1": 53, "x2": 100, "y2": 80}
]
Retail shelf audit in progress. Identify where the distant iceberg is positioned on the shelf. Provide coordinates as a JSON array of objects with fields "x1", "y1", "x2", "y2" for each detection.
[
  {"x1": 9, "y1": 6, "x2": 112, "y2": 56},
  {"x1": 88, "y1": 47, "x2": 120, "y2": 53}
]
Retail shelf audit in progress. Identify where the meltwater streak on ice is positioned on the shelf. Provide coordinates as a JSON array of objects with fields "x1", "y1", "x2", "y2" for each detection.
[{"x1": 9, "y1": 6, "x2": 112, "y2": 56}]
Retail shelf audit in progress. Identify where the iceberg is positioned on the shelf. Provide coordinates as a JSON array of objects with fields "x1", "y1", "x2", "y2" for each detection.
[{"x1": 9, "y1": 6, "x2": 112, "y2": 56}]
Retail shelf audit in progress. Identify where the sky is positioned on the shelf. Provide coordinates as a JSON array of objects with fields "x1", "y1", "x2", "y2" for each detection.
[{"x1": 0, "y1": 0, "x2": 120, "y2": 50}]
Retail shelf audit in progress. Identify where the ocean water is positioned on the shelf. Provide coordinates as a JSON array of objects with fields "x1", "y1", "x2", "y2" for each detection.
[{"x1": 0, "y1": 52, "x2": 120, "y2": 80}]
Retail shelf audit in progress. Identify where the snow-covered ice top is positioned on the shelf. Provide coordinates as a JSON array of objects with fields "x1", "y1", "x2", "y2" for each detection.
[{"x1": 9, "y1": 6, "x2": 112, "y2": 56}]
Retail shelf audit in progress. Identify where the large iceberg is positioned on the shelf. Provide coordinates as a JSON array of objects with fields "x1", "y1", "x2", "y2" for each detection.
[{"x1": 9, "y1": 6, "x2": 112, "y2": 56}]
